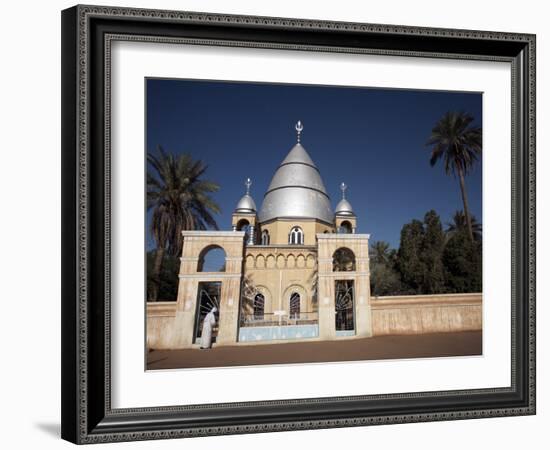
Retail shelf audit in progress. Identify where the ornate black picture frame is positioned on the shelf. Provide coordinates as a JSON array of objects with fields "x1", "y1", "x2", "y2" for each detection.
[{"x1": 61, "y1": 4, "x2": 536, "y2": 444}]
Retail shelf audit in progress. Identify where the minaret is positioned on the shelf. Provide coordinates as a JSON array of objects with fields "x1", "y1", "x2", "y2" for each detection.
[
  {"x1": 232, "y1": 178, "x2": 257, "y2": 244},
  {"x1": 335, "y1": 182, "x2": 357, "y2": 233}
]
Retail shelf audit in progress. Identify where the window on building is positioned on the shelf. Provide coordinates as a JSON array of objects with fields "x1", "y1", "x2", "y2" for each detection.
[
  {"x1": 253, "y1": 293, "x2": 265, "y2": 320},
  {"x1": 261, "y1": 230, "x2": 270, "y2": 245},
  {"x1": 289, "y1": 226, "x2": 304, "y2": 245},
  {"x1": 236, "y1": 219, "x2": 251, "y2": 243},
  {"x1": 289, "y1": 292, "x2": 301, "y2": 318},
  {"x1": 339, "y1": 221, "x2": 352, "y2": 234}
]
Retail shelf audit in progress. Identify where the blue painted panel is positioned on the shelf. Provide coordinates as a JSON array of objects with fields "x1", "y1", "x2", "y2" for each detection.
[
  {"x1": 239, "y1": 325, "x2": 319, "y2": 342},
  {"x1": 335, "y1": 330, "x2": 356, "y2": 337}
]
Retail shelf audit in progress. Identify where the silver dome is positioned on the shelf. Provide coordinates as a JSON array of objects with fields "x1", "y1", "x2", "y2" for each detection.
[
  {"x1": 234, "y1": 194, "x2": 257, "y2": 213},
  {"x1": 335, "y1": 198, "x2": 355, "y2": 216},
  {"x1": 259, "y1": 143, "x2": 333, "y2": 223}
]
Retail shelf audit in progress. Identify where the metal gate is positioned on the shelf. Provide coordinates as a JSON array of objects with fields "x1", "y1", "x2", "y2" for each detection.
[
  {"x1": 335, "y1": 280, "x2": 355, "y2": 332},
  {"x1": 194, "y1": 281, "x2": 221, "y2": 343}
]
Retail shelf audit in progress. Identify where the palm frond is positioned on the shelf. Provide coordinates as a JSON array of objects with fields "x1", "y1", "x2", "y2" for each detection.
[{"x1": 147, "y1": 146, "x2": 221, "y2": 256}]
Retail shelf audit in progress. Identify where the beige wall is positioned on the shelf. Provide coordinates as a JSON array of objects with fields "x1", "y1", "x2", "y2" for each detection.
[
  {"x1": 259, "y1": 218, "x2": 334, "y2": 246},
  {"x1": 147, "y1": 293, "x2": 483, "y2": 349},
  {"x1": 146, "y1": 232, "x2": 482, "y2": 350},
  {"x1": 243, "y1": 246, "x2": 318, "y2": 314},
  {"x1": 146, "y1": 302, "x2": 177, "y2": 349},
  {"x1": 371, "y1": 293, "x2": 482, "y2": 336}
]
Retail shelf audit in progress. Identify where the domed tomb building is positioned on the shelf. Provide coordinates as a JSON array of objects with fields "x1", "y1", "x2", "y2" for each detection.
[{"x1": 154, "y1": 122, "x2": 372, "y2": 348}]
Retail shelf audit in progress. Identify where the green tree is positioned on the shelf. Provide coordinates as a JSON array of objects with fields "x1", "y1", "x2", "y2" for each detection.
[
  {"x1": 371, "y1": 241, "x2": 391, "y2": 266},
  {"x1": 147, "y1": 146, "x2": 221, "y2": 301},
  {"x1": 442, "y1": 228, "x2": 482, "y2": 293},
  {"x1": 396, "y1": 220, "x2": 426, "y2": 293},
  {"x1": 146, "y1": 251, "x2": 179, "y2": 301},
  {"x1": 427, "y1": 111, "x2": 482, "y2": 242},
  {"x1": 447, "y1": 210, "x2": 482, "y2": 241},
  {"x1": 420, "y1": 210, "x2": 446, "y2": 294},
  {"x1": 369, "y1": 241, "x2": 403, "y2": 296}
]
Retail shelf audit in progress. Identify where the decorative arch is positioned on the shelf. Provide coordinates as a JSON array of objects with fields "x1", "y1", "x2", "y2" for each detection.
[
  {"x1": 236, "y1": 218, "x2": 252, "y2": 243},
  {"x1": 339, "y1": 220, "x2": 353, "y2": 234},
  {"x1": 245, "y1": 254, "x2": 255, "y2": 269},
  {"x1": 332, "y1": 247, "x2": 356, "y2": 272},
  {"x1": 261, "y1": 229, "x2": 270, "y2": 245},
  {"x1": 197, "y1": 245, "x2": 227, "y2": 272},
  {"x1": 255, "y1": 254, "x2": 266, "y2": 269},
  {"x1": 266, "y1": 254, "x2": 276, "y2": 268},
  {"x1": 235, "y1": 218, "x2": 250, "y2": 231},
  {"x1": 286, "y1": 253, "x2": 296, "y2": 268}
]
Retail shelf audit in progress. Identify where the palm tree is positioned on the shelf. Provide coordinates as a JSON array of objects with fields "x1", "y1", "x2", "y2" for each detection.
[
  {"x1": 147, "y1": 145, "x2": 221, "y2": 301},
  {"x1": 427, "y1": 111, "x2": 482, "y2": 242},
  {"x1": 370, "y1": 241, "x2": 391, "y2": 265},
  {"x1": 447, "y1": 210, "x2": 482, "y2": 241}
]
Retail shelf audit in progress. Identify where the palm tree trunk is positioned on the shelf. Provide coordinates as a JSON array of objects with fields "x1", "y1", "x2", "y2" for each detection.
[
  {"x1": 150, "y1": 246, "x2": 165, "y2": 301},
  {"x1": 457, "y1": 166, "x2": 474, "y2": 242}
]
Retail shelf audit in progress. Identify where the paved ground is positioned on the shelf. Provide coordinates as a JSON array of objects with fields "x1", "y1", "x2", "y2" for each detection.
[{"x1": 147, "y1": 330, "x2": 482, "y2": 370}]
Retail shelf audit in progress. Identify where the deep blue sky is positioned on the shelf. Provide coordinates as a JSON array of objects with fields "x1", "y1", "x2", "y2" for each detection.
[{"x1": 146, "y1": 78, "x2": 482, "y2": 249}]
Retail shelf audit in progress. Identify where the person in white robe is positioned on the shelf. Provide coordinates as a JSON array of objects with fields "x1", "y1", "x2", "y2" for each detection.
[{"x1": 200, "y1": 307, "x2": 217, "y2": 349}]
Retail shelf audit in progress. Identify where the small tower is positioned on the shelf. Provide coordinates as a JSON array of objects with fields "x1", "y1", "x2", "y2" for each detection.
[
  {"x1": 335, "y1": 182, "x2": 357, "y2": 233},
  {"x1": 232, "y1": 178, "x2": 258, "y2": 244}
]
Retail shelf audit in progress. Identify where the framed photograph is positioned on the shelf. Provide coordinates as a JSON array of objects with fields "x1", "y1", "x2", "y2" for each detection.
[{"x1": 61, "y1": 4, "x2": 536, "y2": 444}]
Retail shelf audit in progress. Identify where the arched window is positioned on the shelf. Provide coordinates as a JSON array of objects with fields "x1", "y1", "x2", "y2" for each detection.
[
  {"x1": 253, "y1": 293, "x2": 265, "y2": 319},
  {"x1": 332, "y1": 247, "x2": 356, "y2": 272},
  {"x1": 289, "y1": 292, "x2": 301, "y2": 318},
  {"x1": 261, "y1": 230, "x2": 270, "y2": 245},
  {"x1": 197, "y1": 246, "x2": 226, "y2": 272},
  {"x1": 339, "y1": 221, "x2": 352, "y2": 234},
  {"x1": 289, "y1": 226, "x2": 304, "y2": 245},
  {"x1": 236, "y1": 219, "x2": 251, "y2": 242}
]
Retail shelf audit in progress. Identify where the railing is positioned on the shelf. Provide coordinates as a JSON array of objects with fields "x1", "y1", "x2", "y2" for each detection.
[{"x1": 239, "y1": 311, "x2": 318, "y2": 327}]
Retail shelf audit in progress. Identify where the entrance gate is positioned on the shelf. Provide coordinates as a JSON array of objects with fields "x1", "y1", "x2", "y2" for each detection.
[
  {"x1": 335, "y1": 280, "x2": 355, "y2": 335},
  {"x1": 194, "y1": 281, "x2": 221, "y2": 344}
]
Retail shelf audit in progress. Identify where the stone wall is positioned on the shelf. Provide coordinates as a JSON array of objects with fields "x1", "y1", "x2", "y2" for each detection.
[
  {"x1": 147, "y1": 293, "x2": 482, "y2": 349},
  {"x1": 146, "y1": 302, "x2": 177, "y2": 349},
  {"x1": 244, "y1": 245, "x2": 318, "y2": 314},
  {"x1": 371, "y1": 293, "x2": 482, "y2": 336}
]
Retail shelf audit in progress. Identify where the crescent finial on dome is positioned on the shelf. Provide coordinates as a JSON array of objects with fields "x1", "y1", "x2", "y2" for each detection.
[{"x1": 295, "y1": 120, "x2": 303, "y2": 143}]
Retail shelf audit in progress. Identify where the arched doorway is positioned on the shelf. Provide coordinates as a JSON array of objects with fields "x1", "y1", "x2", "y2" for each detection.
[{"x1": 289, "y1": 292, "x2": 301, "y2": 319}]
